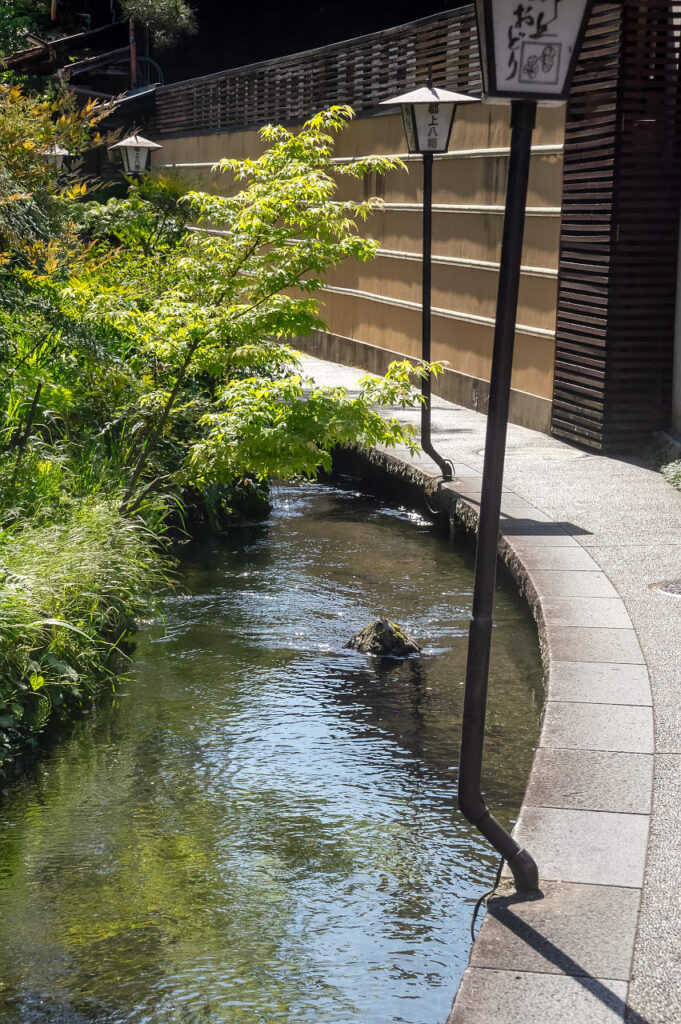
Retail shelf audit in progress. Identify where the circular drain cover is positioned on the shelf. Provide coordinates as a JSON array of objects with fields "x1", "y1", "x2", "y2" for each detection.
[
  {"x1": 477, "y1": 446, "x2": 586, "y2": 461},
  {"x1": 651, "y1": 580, "x2": 681, "y2": 597}
]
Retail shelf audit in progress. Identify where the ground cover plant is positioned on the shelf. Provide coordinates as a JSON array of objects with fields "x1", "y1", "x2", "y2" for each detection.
[
  {"x1": 661, "y1": 459, "x2": 681, "y2": 490},
  {"x1": 0, "y1": 89, "x2": 431, "y2": 771}
]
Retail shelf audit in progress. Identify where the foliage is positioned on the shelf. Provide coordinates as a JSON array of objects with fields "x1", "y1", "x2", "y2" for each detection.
[
  {"x1": 0, "y1": 98, "x2": 430, "y2": 767},
  {"x1": 122, "y1": 0, "x2": 197, "y2": 50},
  {"x1": 186, "y1": 363, "x2": 426, "y2": 486},
  {"x1": 0, "y1": 81, "x2": 109, "y2": 257},
  {"x1": 76, "y1": 106, "x2": 420, "y2": 510},
  {"x1": 0, "y1": 498, "x2": 170, "y2": 769},
  {"x1": 661, "y1": 459, "x2": 681, "y2": 490},
  {"x1": 0, "y1": 0, "x2": 49, "y2": 58}
]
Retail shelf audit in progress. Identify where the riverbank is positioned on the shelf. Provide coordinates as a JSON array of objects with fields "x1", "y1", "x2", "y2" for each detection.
[{"x1": 304, "y1": 353, "x2": 681, "y2": 1024}]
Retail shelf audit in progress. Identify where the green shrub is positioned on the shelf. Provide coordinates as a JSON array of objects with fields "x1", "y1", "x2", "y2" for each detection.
[
  {"x1": 661, "y1": 460, "x2": 681, "y2": 491},
  {"x1": 0, "y1": 96, "x2": 427, "y2": 768},
  {"x1": 0, "y1": 498, "x2": 171, "y2": 770}
]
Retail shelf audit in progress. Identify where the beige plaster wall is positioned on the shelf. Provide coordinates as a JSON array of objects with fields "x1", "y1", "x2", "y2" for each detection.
[{"x1": 153, "y1": 102, "x2": 565, "y2": 423}]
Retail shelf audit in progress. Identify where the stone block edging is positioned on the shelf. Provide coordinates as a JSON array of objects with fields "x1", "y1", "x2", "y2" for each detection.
[{"x1": 341, "y1": 444, "x2": 652, "y2": 1024}]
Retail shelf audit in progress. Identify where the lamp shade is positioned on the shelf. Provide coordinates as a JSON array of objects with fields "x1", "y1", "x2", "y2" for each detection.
[
  {"x1": 380, "y1": 86, "x2": 479, "y2": 155},
  {"x1": 108, "y1": 134, "x2": 162, "y2": 174},
  {"x1": 475, "y1": 0, "x2": 592, "y2": 101},
  {"x1": 43, "y1": 144, "x2": 71, "y2": 169}
]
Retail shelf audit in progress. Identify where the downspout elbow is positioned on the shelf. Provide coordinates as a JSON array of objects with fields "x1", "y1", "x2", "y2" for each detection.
[{"x1": 458, "y1": 768, "x2": 539, "y2": 893}]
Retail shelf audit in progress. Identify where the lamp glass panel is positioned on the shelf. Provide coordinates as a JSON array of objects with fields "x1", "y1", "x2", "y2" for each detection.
[
  {"x1": 413, "y1": 102, "x2": 455, "y2": 153},
  {"x1": 122, "y1": 146, "x2": 148, "y2": 174},
  {"x1": 489, "y1": 0, "x2": 589, "y2": 97},
  {"x1": 400, "y1": 105, "x2": 418, "y2": 154}
]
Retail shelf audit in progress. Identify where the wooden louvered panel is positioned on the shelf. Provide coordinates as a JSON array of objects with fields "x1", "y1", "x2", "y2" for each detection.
[
  {"x1": 151, "y1": 8, "x2": 481, "y2": 137},
  {"x1": 551, "y1": 0, "x2": 681, "y2": 451}
]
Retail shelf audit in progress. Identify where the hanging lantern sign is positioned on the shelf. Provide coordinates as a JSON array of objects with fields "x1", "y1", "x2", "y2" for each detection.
[
  {"x1": 475, "y1": 0, "x2": 593, "y2": 101},
  {"x1": 108, "y1": 134, "x2": 162, "y2": 174}
]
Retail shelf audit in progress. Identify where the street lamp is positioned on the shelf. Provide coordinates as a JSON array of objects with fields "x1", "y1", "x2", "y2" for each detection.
[
  {"x1": 108, "y1": 134, "x2": 162, "y2": 175},
  {"x1": 381, "y1": 79, "x2": 479, "y2": 481},
  {"x1": 43, "y1": 144, "x2": 71, "y2": 170},
  {"x1": 458, "y1": 0, "x2": 593, "y2": 893}
]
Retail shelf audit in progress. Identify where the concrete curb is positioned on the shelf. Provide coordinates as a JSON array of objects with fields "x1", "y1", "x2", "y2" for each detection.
[{"x1": 339, "y1": 444, "x2": 653, "y2": 1024}]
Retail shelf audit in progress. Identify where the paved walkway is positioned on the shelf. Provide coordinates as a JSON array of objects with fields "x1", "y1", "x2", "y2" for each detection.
[{"x1": 302, "y1": 354, "x2": 681, "y2": 1024}]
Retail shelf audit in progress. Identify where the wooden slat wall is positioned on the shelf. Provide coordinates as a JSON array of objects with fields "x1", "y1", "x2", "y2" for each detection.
[
  {"x1": 151, "y1": 8, "x2": 481, "y2": 137},
  {"x1": 552, "y1": 0, "x2": 681, "y2": 450}
]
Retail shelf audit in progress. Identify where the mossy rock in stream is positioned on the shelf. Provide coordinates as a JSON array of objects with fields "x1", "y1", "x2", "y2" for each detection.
[{"x1": 347, "y1": 617, "x2": 421, "y2": 657}]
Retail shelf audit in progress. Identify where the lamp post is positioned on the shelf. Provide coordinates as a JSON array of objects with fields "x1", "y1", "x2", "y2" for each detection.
[
  {"x1": 381, "y1": 80, "x2": 479, "y2": 481},
  {"x1": 108, "y1": 134, "x2": 162, "y2": 176},
  {"x1": 458, "y1": 0, "x2": 593, "y2": 893}
]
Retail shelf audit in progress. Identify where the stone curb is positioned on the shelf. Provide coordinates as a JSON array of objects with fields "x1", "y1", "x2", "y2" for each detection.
[{"x1": 340, "y1": 444, "x2": 652, "y2": 1024}]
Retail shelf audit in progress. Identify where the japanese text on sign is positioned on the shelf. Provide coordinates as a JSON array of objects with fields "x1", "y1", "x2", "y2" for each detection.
[{"x1": 490, "y1": 0, "x2": 588, "y2": 95}]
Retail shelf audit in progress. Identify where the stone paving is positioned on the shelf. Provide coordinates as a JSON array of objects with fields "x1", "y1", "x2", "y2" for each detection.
[{"x1": 302, "y1": 353, "x2": 681, "y2": 1024}]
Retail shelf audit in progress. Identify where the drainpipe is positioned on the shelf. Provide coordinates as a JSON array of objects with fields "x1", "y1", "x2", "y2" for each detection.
[
  {"x1": 458, "y1": 100, "x2": 539, "y2": 893},
  {"x1": 671, "y1": 9, "x2": 681, "y2": 438},
  {"x1": 673, "y1": 199, "x2": 681, "y2": 435},
  {"x1": 421, "y1": 151, "x2": 454, "y2": 480}
]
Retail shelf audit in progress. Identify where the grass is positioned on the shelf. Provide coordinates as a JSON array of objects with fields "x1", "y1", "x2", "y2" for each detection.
[{"x1": 0, "y1": 497, "x2": 172, "y2": 772}]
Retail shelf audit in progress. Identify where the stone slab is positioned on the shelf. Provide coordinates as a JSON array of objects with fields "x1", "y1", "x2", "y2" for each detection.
[
  {"x1": 500, "y1": 518, "x2": 569, "y2": 535},
  {"x1": 447, "y1": 968, "x2": 629, "y2": 1023},
  {"x1": 471, "y1": 881, "x2": 640, "y2": 980},
  {"x1": 525, "y1": 748, "x2": 653, "y2": 814},
  {"x1": 540, "y1": 702, "x2": 654, "y2": 754},
  {"x1": 541, "y1": 597, "x2": 632, "y2": 629},
  {"x1": 512, "y1": 547, "x2": 601, "y2": 571},
  {"x1": 547, "y1": 626, "x2": 644, "y2": 664},
  {"x1": 530, "y1": 571, "x2": 618, "y2": 598},
  {"x1": 499, "y1": 510, "x2": 553, "y2": 525},
  {"x1": 550, "y1": 662, "x2": 652, "y2": 705},
  {"x1": 446, "y1": 482, "x2": 520, "y2": 502},
  {"x1": 509, "y1": 806, "x2": 648, "y2": 888},
  {"x1": 507, "y1": 533, "x2": 580, "y2": 547},
  {"x1": 499, "y1": 497, "x2": 554, "y2": 512},
  {"x1": 448, "y1": 483, "x2": 540, "y2": 509}
]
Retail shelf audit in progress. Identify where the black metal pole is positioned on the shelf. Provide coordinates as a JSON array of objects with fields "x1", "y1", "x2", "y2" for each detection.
[
  {"x1": 421, "y1": 152, "x2": 453, "y2": 480},
  {"x1": 458, "y1": 99, "x2": 539, "y2": 893}
]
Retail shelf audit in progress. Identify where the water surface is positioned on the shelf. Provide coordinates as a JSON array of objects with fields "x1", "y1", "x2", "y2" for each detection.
[{"x1": 0, "y1": 481, "x2": 543, "y2": 1024}]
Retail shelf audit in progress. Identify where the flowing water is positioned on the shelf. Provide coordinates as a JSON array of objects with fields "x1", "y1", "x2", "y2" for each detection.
[{"x1": 0, "y1": 480, "x2": 543, "y2": 1024}]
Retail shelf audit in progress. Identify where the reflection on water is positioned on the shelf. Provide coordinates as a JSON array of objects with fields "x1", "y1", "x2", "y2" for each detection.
[{"x1": 0, "y1": 481, "x2": 543, "y2": 1024}]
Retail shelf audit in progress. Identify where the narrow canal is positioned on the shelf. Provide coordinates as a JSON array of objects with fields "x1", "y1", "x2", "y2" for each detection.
[{"x1": 0, "y1": 480, "x2": 543, "y2": 1024}]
